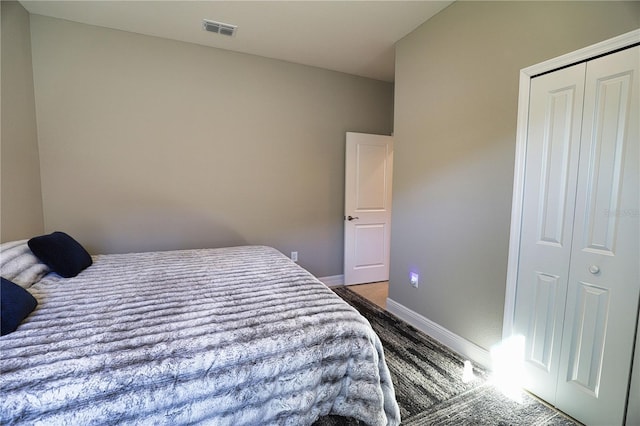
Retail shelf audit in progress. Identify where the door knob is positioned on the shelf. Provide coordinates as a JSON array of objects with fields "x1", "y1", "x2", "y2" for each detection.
[
  {"x1": 588, "y1": 265, "x2": 600, "y2": 275},
  {"x1": 347, "y1": 215, "x2": 359, "y2": 221}
]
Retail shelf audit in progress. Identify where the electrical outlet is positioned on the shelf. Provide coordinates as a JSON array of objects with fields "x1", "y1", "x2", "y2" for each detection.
[
  {"x1": 410, "y1": 272, "x2": 419, "y2": 288},
  {"x1": 291, "y1": 251, "x2": 298, "y2": 262}
]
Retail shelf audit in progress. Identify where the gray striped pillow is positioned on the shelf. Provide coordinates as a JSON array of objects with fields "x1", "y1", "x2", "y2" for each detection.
[{"x1": 0, "y1": 240, "x2": 50, "y2": 288}]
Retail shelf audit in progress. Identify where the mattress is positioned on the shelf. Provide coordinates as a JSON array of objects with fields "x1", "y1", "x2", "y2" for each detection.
[{"x1": 0, "y1": 245, "x2": 400, "y2": 425}]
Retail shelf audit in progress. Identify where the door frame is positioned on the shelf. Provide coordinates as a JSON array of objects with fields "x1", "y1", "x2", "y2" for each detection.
[{"x1": 502, "y1": 29, "x2": 640, "y2": 339}]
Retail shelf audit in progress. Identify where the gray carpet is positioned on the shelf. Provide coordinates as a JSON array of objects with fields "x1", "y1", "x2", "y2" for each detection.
[{"x1": 331, "y1": 286, "x2": 581, "y2": 426}]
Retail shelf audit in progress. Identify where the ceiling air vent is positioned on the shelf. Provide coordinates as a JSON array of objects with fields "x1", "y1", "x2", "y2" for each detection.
[{"x1": 203, "y1": 19, "x2": 237, "y2": 37}]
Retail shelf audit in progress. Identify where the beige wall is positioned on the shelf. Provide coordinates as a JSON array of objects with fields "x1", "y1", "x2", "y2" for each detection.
[
  {"x1": 29, "y1": 15, "x2": 393, "y2": 277},
  {"x1": 1, "y1": 1, "x2": 44, "y2": 242},
  {"x1": 390, "y1": 1, "x2": 640, "y2": 350}
]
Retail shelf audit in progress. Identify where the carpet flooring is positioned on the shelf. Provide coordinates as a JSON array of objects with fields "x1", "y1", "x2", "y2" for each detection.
[{"x1": 331, "y1": 286, "x2": 581, "y2": 426}]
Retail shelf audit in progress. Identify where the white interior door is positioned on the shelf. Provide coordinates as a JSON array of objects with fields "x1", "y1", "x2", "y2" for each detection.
[
  {"x1": 344, "y1": 132, "x2": 393, "y2": 285},
  {"x1": 513, "y1": 62, "x2": 586, "y2": 404},
  {"x1": 513, "y1": 45, "x2": 639, "y2": 426},
  {"x1": 555, "y1": 45, "x2": 639, "y2": 426}
]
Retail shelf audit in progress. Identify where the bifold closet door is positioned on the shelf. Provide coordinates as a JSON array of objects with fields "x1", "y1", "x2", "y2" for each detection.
[
  {"x1": 514, "y1": 44, "x2": 639, "y2": 426},
  {"x1": 513, "y1": 62, "x2": 586, "y2": 405},
  {"x1": 555, "y1": 45, "x2": 639, "y2": 426}
]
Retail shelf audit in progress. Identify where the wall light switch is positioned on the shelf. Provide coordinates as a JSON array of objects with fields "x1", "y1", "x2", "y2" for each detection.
[{"x1": 291, "y1": 251, "x2": 298, "y2": 262}]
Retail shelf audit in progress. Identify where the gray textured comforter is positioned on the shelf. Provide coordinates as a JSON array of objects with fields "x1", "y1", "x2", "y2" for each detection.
[{"x1": 0, "y1": 245, "x2": 400, "y2": 425}]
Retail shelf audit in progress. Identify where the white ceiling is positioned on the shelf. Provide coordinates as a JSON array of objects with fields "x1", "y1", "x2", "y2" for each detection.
[{"x1": 19, "y1": 1, "x2": 453, "y2": 82}]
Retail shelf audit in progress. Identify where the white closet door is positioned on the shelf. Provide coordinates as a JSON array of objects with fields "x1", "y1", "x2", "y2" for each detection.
[
  {"x1": 513, "y1": 63, "x2": 587, "y2": 403},
  {"x1": 555, "y1": 45, "x2": 639, "y2": 426}
]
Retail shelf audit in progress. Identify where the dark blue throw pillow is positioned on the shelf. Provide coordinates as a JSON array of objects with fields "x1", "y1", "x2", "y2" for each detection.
[
  {"x1": 1, "y1": 277, "x2": 38, "y2": 336},
  {"x1": 28, "y1": 231, "x2": 92, "y2": 278}
]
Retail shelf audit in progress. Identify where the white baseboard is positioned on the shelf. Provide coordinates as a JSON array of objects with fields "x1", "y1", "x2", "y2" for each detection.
[
  {"x1": 386, "y1": 298, "x2": 493, "y2": 369},
  {"x1": 318, "y1": 274, "x2": 344, "y2": 287}
]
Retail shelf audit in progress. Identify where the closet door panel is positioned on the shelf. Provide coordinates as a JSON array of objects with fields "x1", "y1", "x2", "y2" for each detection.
[
  {"x1": 556, "y1": 45, "x2": 639, "y2": 426},
  {"x1": 564, "y1": 281, "x2": 609, "y2": 393},
  {"x1": 513, "y1": 63, "x2": 586, "y2": 403},
  {"x1": 582, "y1": 69, "x2": 635, "y2": 254}
]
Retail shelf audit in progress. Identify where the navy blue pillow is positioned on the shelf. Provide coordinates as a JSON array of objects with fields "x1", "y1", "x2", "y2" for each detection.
[
  {"x1": 28, "y1": 232, "x2": 92, "y2": 278},
  {"x1": 1, "y1": 277, "x2": 38, "y2": 336}
]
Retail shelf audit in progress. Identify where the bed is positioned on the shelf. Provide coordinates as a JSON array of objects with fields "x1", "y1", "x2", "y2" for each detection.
[{"x1": 0, "y1": 241, "x2": 400, "y2": 425}]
